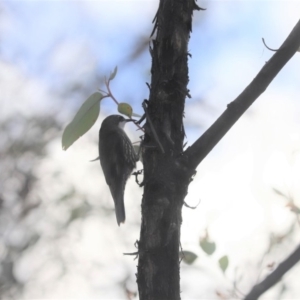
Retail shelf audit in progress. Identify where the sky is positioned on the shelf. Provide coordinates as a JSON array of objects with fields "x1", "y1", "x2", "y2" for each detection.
[{"x1": 1, "y1": 0, "x2": 300, "y2": 299}]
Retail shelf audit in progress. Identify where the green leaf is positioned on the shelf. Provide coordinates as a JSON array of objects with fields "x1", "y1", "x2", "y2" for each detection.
[
  {"x1": 218, "y1": 255, "x2": 229, "y2": 273},
  {"x1": 181, "y1": 251, "x2": 198, "y2": 265},
  {"x1": 118, "y1": 102, "x2": 133, "y2": 118},
  {"x1": 200, "y1": 238, "x2": 216, "y2": 255},
  {"x1": 62, "y1": 92, "x2": 103, "y2": 150},
  {"x1": 109, "y1": 66, "x2": 118, "y2": 81}
]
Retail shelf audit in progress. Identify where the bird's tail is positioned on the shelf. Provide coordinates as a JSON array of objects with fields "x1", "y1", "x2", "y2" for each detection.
[
  {"x1": 110, "y1": 183, "x2": 126, "y2": 226},
  {"x1": 115, "y1": 198, "x2": 125, "y2": 226}
]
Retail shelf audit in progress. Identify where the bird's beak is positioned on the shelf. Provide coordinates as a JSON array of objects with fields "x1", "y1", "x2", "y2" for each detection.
[
  {"x1": 125, "y1": 118, "x2": 135, "y2": 123},
  {"x1": 119, "y1": 118, "x2": 135, "y2": 129}
]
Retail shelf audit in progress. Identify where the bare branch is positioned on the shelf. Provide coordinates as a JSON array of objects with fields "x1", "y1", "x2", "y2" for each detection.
[
  {"x1": 244, "y1": 244, "x2": 300, "y2": 300},
  {"x1": 183, "y1": 19, "x2": 300, "y2": 170}
]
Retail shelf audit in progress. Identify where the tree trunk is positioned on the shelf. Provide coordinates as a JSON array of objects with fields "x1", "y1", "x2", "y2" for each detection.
[
  {"x1": 137, "y1": 1, "x2": 201, "y2": 299},
  {"x1": 136, "y1": 1, "x2": 300, "y2": 299}
]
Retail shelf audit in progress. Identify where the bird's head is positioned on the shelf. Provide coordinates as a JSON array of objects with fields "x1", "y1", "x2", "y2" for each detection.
[{"x1": 101, "y1": 115, "x2": 133, "y2": 130}]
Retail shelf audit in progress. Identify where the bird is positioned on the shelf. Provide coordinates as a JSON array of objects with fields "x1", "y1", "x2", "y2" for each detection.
[{"x1": 99, "y1": 115, "x2": 137, "y2": 225}]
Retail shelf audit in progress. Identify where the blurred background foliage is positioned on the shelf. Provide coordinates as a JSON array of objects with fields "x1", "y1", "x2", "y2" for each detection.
[{"x1": 0, "y1": 1, "x2": 300, "y2": 299}]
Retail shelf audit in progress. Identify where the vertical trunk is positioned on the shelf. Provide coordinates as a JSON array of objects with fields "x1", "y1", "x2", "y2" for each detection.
[{"x1": 137, "y1": 1, "x2": 200, "y2": 299}]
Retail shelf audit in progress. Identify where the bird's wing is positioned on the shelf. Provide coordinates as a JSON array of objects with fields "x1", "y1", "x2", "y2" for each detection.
[
  {"x1": 120, "y1": 132, "x2": 138, "y2": 168},
  {"x1": 99, "y1": 130, "x2": 122, "y2": 186}
]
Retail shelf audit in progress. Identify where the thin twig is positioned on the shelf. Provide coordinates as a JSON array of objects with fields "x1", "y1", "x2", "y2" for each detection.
[
  {"x1": 183, "y1": 199, "x2": 201, "y2": 209},
  {"x1": 123, "y1": 252, "x2": 139, "y2": 260},
  {"x1": 89, "y1": 156, "x2": 99, "y2": 162},
  {"x1": 132, "y1": 170, "x2": 144, "y2": 187},
  {"x1": 262, "y1": 38, "x2": 279, "y2": 52},
  {"x1": 105, "y1": 78, "x2": 119, "y2": 105},
  {"x1": 129, "y1": 116, "x2": 145, "y2": 132}
]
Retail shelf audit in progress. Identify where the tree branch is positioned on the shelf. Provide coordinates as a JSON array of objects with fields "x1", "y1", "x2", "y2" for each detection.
[
  {"x1": 244, "y1": 244, "x2": 300, "y2": 300},
  {"x1": 183, "y1": 19, "x2": 300, "y2": 170}
]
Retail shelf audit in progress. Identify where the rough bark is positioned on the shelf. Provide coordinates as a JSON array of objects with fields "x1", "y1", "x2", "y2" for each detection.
[
  {"x1": 137, "y1": 1, "x2": 201, "y2": 299},
  {"x1": 136, "y1": 1, "x2": 300, "y2": 298}
]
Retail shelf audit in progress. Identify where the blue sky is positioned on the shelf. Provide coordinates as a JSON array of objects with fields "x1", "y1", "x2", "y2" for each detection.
[{"x1": 2, "y1": 1, "x2": 299, "y2": 116}]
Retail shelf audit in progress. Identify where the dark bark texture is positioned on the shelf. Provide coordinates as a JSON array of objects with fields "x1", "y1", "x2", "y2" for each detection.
[
  {"x1": 137, "y1": 1, "x2": 201, "y2": 299},
  {"x1": 136, "y1": 0, "x2": 300, "y2": 298}
]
